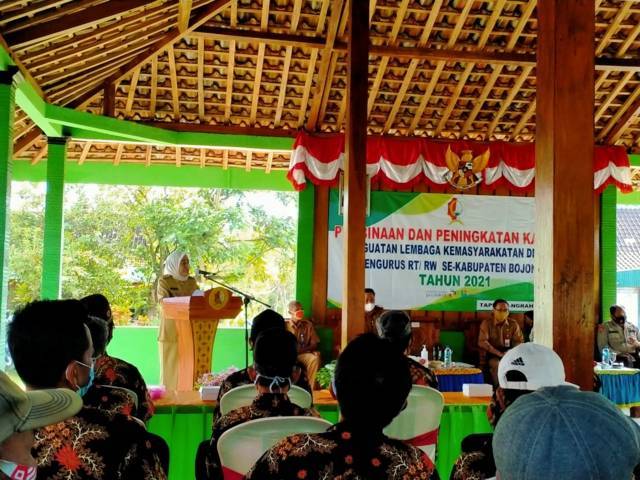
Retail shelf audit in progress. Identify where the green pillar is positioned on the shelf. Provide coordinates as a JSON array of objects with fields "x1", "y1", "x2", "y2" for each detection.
[
  {"x1": 41, "y1": 137, "x2": 67, "y2": 299},
  {"x1": 600, "y1": 185, "x2": 617, "y2": 321},
  {"x1": 295, "y1": 185, "x2": 315, "y2": 312},
  {"x1": 0, "y1": 68, "x2": 17, "y2": 371}
]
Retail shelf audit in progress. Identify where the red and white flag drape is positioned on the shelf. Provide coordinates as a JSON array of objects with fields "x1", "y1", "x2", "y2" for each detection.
[{"x1": 287, "y1": 132, "x2": 632, "y2": 194}]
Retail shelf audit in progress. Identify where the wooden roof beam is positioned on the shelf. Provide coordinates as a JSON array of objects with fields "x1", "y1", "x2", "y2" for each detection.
[
  {"x1": 223, "y1": 0, "x2": 237, "y2": 124},
  {"x1": 167, "y1": 46, "x2": 180, "y2": 121},
  {"x1": 408, "y1": 0, "x2": 472, "y2": 134},
  {"x1": 511, "y1": 99, "x2": 536, "y2": 139},
  {"x1": 5, "y1": 0, "x2": 155, "y2": 48},
  {"x1": 178, "y1": 0, "x2": 194, "y2": 33},
  {"x1": 368, "y1": 0, "x2": 414, "y2": 118},
  {"x1": 78, "y1": 142, "x2": 91, "y2": 165},
  {"x1": 487, "y1": 65, "x2": 534, "y2": 138},
  {"x1": 274, "y1": 0, "x2": 303, "y2": 127},
  {"x1": 197, "y1": 37, "x2": 205, "y2": 122},
  {"x1": 125, "y1": 67, "x2": 141, "y2": 117},
  {"x1": 249, "y1": 0, "x2": 270, "y2": 125},
  {"x1": 193, "y1": 26, "x2": 325, "y2": 49},
  {"x1": 69, "y1": 0, "x2": 232, "y2": 110},
  {"x1": 305, "y1": 0, "x2": 346, "y2": 130},
  {"x1": 13, "y1": 127, "x2": 42, "y2": 158},
  {"x1": 602, "y1": 87, "x2": 640, "y2": 144},
  {"x1": 21, "y1": 1, "x2": 178, "y2": 61}
]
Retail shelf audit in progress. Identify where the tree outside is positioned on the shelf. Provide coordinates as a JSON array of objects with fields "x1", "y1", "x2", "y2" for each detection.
[{"x1": 9, "y1": 183, "x2": 297, "y2": 326}]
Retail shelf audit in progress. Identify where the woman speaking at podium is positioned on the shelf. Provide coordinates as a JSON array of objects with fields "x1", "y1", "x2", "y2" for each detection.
[{"x1": 157, "y1": 251, "x2": 199, "y2": 389}]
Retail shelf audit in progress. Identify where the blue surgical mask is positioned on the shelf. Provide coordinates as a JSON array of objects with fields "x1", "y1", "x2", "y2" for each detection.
[{"x1": 75, "y1": 360, "x2": 95, "y2": 397}]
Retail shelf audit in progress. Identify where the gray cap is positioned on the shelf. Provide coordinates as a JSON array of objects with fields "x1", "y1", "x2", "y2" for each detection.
[{"x1": 493, "y1": 385, "x2": 640, "y2": 480}]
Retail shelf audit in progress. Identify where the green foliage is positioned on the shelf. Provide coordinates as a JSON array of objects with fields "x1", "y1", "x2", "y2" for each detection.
[
  {"x1": 9, "y1": 183, "x2": 298, "y2": 325},
  {"x1": 316, "y1": 360, "x2": 336, "y2": 390}
]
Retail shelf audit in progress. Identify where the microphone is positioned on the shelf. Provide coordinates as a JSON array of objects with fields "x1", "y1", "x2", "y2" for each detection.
[{"x1": 196, "y1": 268, "x2": 218, "y2": 277}]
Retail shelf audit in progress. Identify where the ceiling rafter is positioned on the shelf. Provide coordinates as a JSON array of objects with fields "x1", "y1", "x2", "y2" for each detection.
[
  {"x1": 408, "y1": 1, "x2": 473, "y2": 134},
  {"x1": 602, "y1": 88, "x2": 640, "y2": 144},
  {"x1": 487, "y1": 65, "x2": 534, "y2": 138},
  {"x1": 249, "y1": 0, "x2": 270, "y2": 125},
  {"x1": 274, "y1": 0, "x2": 302, "y2": 127},
  {"x1": 305, "y1": 0, "x2": 346, "y2": 130},
  {"x1": 28, "y1": 17, "x2": 174, "y2": 74},
  {"x1": 178, "y1": 0, "x2": 194, "y2": 33},
  {"x1": 78, "y1": 142, "x2": 92, "y2": 165},
  {"x1": 368, "y1": 0, "x2": 415, "y2": 118},
  {"x1": 5, "y1": 0, "x2": 154, "y2": 48},
  {"x1": 223, "y1": 0, "x2": 237, "y2": 124},
  {"x1": 167, "y1": 45, "x2": 180, "y2": 121},
  {"x1": 69, "y1": 0, "x2": 232, "y2": 109},
  {"x1": 511, "y1": 99, "x2": 536, "y2": 139},
  {"x1": 297, "y1": 0, "x2": 329, "y2": 127},
  {"x1": 20, "y1": 1, "x2": 178, "y2": 60},
  {"x1": 197, "y1": 36, "x2": 205, "y2": 121}
]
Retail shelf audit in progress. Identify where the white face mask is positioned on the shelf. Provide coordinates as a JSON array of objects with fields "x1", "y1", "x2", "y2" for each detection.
[
  {"x1": 365, "y1": 302, "x2": 375, "y2": 312},
  {"x1": 0, "y1": 460, "x2": 36, "y2": 480}
]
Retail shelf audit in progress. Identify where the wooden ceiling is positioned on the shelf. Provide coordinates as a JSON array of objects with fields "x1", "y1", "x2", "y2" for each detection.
[{"x1": 3, "y1": 0, "x2": 640, "y2": 169}]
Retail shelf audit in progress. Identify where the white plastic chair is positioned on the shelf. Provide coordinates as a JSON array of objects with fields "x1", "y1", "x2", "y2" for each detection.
[
  {"x1": 383, "y1": 385, "x2": 445, "y2": 461},
  {"x1": 219, "y1": 384, "x2": 312, "y2": 415},
  {"x1": 217, "y1": 416, "x2": 332, "y2": 479}
]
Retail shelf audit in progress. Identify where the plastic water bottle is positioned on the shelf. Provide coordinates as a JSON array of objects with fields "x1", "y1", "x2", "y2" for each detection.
[
  {"x1": 444, "y1": 345, "x2": 453, "y2": 368},
  {"x1": 420, "y1": 345, "x2": 429, "y2": 363},
  {"x1": 602, "y1": 346, "x2": 611, "y2": 366}
]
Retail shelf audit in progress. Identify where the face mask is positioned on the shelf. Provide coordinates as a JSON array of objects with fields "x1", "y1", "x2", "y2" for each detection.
[
  {"x1": 365, "y1": 302, "x2": 375, "y2": 313},
  {"x1": 494, "y1": 310, "x2": 509, "y2": 322},
  {"x1": 254, "y1": 374, "x2": 291, "y2": 393},
  {"x1": 75, "y1": 362, "x2": 95, "y2": 397},
  {"x1": 0, "y1": 460, "x2": 36, "y2": 480},
  {"x1": 615, "y1": 316, "x2": 626, "y2": 325},
  {"x1": 293, "y1": 310, "x2": 304, "y2": 321}
]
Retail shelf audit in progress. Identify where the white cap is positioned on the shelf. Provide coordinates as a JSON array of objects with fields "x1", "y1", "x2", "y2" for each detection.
[{"x1": 498, "y1": 343, "x2": 575, "y2": 390}]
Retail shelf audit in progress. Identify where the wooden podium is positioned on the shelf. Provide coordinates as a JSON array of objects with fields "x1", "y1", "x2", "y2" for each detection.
[{"x1": 161, "y1": 288, "x2": 242, "y2": 390}]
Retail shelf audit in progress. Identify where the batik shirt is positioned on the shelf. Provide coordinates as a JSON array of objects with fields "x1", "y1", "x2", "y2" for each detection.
[
  {"x1": 34, "y1": 406, "x2": 166, "y2": 480},
  {"x1": 408, "y1": 357, "x2": 439, "y2": 389},
  {"x1": 201, "y1": 393, "x2": 316, "y2": 480},
  {"x1": 450, "y1": 434, "x2": 495, "y2": 480},
  {"x1": 94, "y1": 354, "x2": 154, "y2": 422},
  {"x1": 246, "y1": 421, "x2": 440, "y2": 480},
  {"x1": 82, "y1": 384, "x2": 139, "y2": 419}
]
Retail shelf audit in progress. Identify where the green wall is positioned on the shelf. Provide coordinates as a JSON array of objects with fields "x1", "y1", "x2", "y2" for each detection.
[
  {"x1": 108, "y1": 325, "x2": 334, "y2": 385},
  {"x1": 108, "y1": 326, "x2": 253, "y2": 385}
]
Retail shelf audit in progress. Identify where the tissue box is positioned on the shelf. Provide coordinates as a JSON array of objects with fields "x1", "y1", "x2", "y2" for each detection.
[
  {"x1": 199, "y1": 386, "x2": 221, "y2": 401},
  {"x1": 463, "y1": 383, "x2": 493, "y2": 397}
]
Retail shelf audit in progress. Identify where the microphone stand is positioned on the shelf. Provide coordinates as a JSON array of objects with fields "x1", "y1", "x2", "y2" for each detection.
[{"x1": 201, "y1": 273, "x2": 271, "y2": 368}]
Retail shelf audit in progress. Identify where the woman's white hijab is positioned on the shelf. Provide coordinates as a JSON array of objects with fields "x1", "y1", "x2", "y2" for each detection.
[{"x1": 164, "y1": 251, "x2": 188, "y2": 281}]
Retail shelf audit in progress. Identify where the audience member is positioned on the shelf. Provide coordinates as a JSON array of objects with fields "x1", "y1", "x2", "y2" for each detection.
[
  {"x1": 81, "y1": 316, "x2": 139, "y2": 418},
  {"x1": 217, "y1": 309, "x2": 311, "y2": 402},
  {"x1": 597, "y1": 304, "x2": 640, "y2": 367},
  {"x1": 197, "y1": 328, "x2": 316, "y2": 480},
  {"x1": 8, "y1": 299, "x2": 166, "y2": 480},
  {"x1": 80, "y1": 294, "x2": 154, "y2": 422},
  {"x1": 286, "y1": 300, "x2": 321, "y2": 388},
  {"x1": 364, "y1": 288, "x2": 384, "y2": 334},
  {"x1": 451, "y1": 342, "x2": 570, "y2": 480},
  {"x1": 478, "y1": 299, "x2": 523, "y2": 385},
  {"x1": 1, "y1": 371, "x2": 81, "y2": 480},
  {"x1": 247, "y1": 333, "x2": 439, "y2": 480},
  {"x1": 493, "y1": 385, "x2": 640, "y2": 480},
  {"x1": 377, "y1": 310, "x2": 438, "y2": 389}
]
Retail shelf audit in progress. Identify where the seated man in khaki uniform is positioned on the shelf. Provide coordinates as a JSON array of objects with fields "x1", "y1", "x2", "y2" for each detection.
[
  {"x1": 286, "y1": 301, "x2": 321, "y2": 389},
  {"x1": 478, "y1": 299, "x2": 524, "y2": 386},
  {"x1": 597, "y1": 305, "x2": 640, "y2": 367}
]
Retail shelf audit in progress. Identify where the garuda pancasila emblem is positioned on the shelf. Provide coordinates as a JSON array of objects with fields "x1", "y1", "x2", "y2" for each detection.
[{"x1": 444, "y1": 146, "x2": 490, "y2": 190}]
